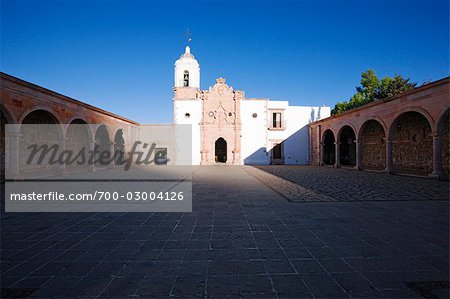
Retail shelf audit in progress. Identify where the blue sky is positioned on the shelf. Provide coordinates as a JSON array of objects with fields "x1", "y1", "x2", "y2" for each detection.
[{"x1": 1, "y1": 0, "x2": 448, "y2": 123}]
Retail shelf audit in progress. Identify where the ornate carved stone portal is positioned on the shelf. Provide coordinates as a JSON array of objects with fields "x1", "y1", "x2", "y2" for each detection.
[{"x1": 200, "y1": 78, "x2": 242, "y2": 164}]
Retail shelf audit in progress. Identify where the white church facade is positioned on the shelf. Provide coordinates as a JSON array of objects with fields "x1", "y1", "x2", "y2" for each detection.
[{"x1": 173, "y1": 46, "x2": 330, "y2": 165}]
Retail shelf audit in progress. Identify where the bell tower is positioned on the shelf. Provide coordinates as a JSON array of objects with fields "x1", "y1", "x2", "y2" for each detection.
[
  {"x1": 173, "y1": 45, "x2": 202, "y2": 164},
  {"x1": 174, "y1": 46, "x2": 200, "y2": 90}
]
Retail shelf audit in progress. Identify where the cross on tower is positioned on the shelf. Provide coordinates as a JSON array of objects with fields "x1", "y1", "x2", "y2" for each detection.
[{"x1": 185, "y1": 28, "x2": 192, "y2": 44}]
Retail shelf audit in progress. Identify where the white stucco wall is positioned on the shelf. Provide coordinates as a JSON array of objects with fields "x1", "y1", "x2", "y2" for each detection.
[
  {"x1": 242, "y1": 101, "x2": 331, "y2": 165},
  {"x1": 173, "y1": 100, "x2": 201, "y2": 164},
  {"x1": 272, "y1": 105, "x2": 330, "y2": 165},
  {"x1": 282, "y1": 106, "x2": 316, "y2": 164},
  {"x1": 240, "y1": 100, "x2": 331, "y2": 165},
  {"x1": 241, "y1": 99, "x2": 269, "y2": 164}
]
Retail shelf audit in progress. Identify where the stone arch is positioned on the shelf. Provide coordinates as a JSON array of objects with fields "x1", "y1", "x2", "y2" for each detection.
[
  {"x1": 391, "y1": 111, "x2": 433, "y2": 175},
  {"x1": 337, "y1": 123, "x2": 358, "y2": 142},
  {"x1": 0, "y1": 105, "x2": 13, "y2": 180},
  {"x1": 21, "y1": 109, "x2": 62, "y2": 137},
  {"x1": 65, "y1": 118, "x2": 92, "y2": 137},
  {"x1": 215, "y1": 137, "x2": 227, "y2": 163},
  {"x1": 388, "y1": 107, "x2": 435, "y2": 139},
  {"x1": 358, "y1": 117, "x2": 387, "y2": 138},
  {"x1": 66, "y1": 115, "x2": 89, "y2": 126},
  {"x1": 437, "y1": 109, "x2": 449, "y2": 175},
  {"x1": 21, "y1": 108, "x2": 59, "y2": 124},
  {"x1": 322, "y1": 129, "x2": 335, "y2": 165},
  {"x1": 66, "y1": 119, "x2": 91, "y2": 171},
  {"x1": 359, "y1": 119, "x2": 386, "y2": 170},
  {"x1": 113, "y1": 127, "x2": 126, "y2": 143},
  {"x1": 338, "y1": 125, "x2": 356, "y2": 166},
  {"x1": 113, "y1": 128, "x2": 125, "y2": 164},
  {"x1": 94, "y1": 125, "x2": 112, "y2": 167},
  {"x1": 18, "y1": 105, "x2": 62, "y2": 125},
  {"x1": 0, "y1": 104, "x2": 14, "y2": 124},
  {"x1": 20, "y1": 110, "x2": 62, "y2": 176},
  {"x1": 435, "y1": 108, "x2": 449, "y2": 133}
]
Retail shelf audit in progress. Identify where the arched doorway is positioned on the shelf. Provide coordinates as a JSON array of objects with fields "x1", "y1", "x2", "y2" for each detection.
[
  {"x1": 0, "y1": 106, "x2": 12, "y2": 180},
  {"x1": 94, "y1": 125, "x2": 111, "y2": 167},
  {"x1": 114, "y1": 129, "x2": 125, "y2": 165},
  {"x1": 391, "y1": 111, "x2": 432, "y2": 175},
  {"x1": 215, "y1": 137, "x2": 227, "y2": 163},
  {"x1": 20, "y1": 110, "x2": 61, "y2": 176},
  {"x1": 322, "y1": 129, "x2": 335, "y2": 165},
  {"x1": 66, "y1": 119, "x2": 90, "y2": 171},
  {"x1": 359, "y1": 120, "x2": 386, "y2": 170},
  {"x1": 437, "y1": 110, "x2": 449, "y2": 176},
  {"x1": 338, "y1": 126, "x2": 356, "y2": 166}
]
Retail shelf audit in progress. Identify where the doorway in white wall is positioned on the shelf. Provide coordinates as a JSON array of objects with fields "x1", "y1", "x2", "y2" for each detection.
[{"x1": 271, "y1": 142, "x2": 284, "y2": 164}]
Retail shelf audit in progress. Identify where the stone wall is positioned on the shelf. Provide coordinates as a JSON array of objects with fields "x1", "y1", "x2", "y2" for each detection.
[
  {"x1": 0, "y1": 109, "x2": 6, "y2": 178},
  {"x1": 309, "y1": 126, "x2": 321, "y2": 166},
  {"x1": 440, "y1": 111, "x2": 449, "y2": 175},
  {"x1": 360, "y1": 120, "x2": 385, "y2": 170},
  {"x1": 391, "y1": 112, "x2": 433, "y2": 175}
]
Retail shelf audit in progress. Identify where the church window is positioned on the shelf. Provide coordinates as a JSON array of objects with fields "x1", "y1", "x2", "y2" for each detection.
[{"x1": 183, "y1": 70, "x2": 189, "y2": 87}]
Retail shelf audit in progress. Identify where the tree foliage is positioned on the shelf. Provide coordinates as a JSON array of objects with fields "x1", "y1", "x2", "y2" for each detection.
[{"x1": 331, "y1": 69, "x2": 417, "y2": 115}]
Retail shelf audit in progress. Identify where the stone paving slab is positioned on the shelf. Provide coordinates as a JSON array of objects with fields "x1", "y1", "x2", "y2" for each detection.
[
  {"x1": 1, "y1": 165, "x2": 449, "y2": 298},
  {"x1": 243, "y1": 166, "x2": 336, "y2": 202},
  {"x1": 255, "y1": 165, "x2": 449, "y2": 202}
]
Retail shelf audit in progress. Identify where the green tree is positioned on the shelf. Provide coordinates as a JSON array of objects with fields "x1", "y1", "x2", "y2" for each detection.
[
  {"x1": 357, "y1": 69, "x2": 379, "y2": 101},
  {"x1": 331, "y1": 101, "x2": 350, "y2": 115},
  {"x1": 348, "y1": 92, "x2": 367, "y2": 109},
  {"x1": 331, "y1": 70, "x2": 416, "y2": 115},
  {"x1": 376, "y1": 75, "x2": 416, "y2": 99}
]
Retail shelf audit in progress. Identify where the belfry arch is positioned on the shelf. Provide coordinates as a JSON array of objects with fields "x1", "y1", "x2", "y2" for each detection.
[{"x1": 183, "y1": 70, "x2": 189, "y2": 87}]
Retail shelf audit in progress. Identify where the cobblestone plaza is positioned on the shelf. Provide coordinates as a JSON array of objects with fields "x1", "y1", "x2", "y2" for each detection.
[{"x1": 1, "y1": 166, "x2": 448, "y2": 298}]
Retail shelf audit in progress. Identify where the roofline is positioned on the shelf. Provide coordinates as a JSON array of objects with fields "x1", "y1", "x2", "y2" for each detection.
[
  {"x1": 0, "y1": 72, "x2": 140, "y2": 125},
  {"x1": 310, "y1": 76, "x2": 450, "y2": 125}
]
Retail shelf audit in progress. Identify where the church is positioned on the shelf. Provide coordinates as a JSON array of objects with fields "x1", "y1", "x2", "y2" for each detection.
[
  {"x1": 173, "y1": 46, "x2": 331, "y2": 165},
  {"x1": 0, "y1": 46, "x2": 448, "y2": 178}
]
